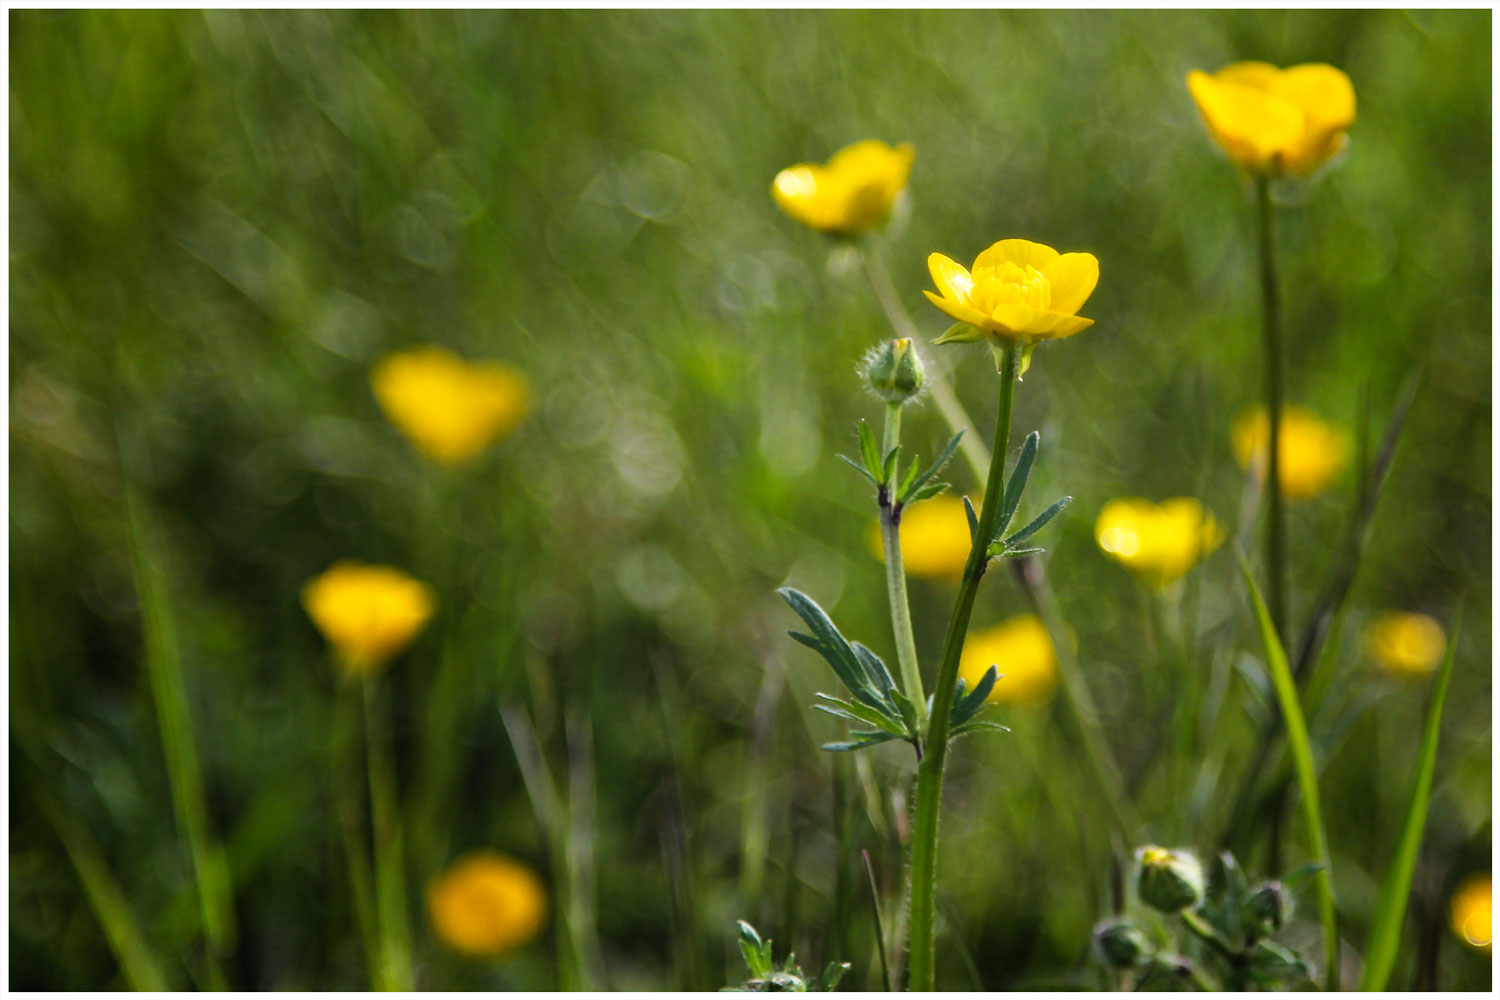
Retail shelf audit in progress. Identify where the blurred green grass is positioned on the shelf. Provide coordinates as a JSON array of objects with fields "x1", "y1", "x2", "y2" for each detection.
[{"x1": 9, "y1": 9, "x2": 1491, "y2": 990}]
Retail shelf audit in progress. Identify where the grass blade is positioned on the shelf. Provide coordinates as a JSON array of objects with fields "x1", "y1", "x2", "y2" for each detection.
[
  {"x1": 861, "y1": 849, "x2": 892, "y2": 993},
  {"x1": 1237, "y1": 549, "x2": 1338, "y2": 990},
  {"x1": 1358, "y1": 608, "x2": 1462, "y2": 991}
]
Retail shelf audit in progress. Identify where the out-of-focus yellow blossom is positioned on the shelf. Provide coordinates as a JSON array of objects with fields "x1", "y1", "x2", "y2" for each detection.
[
  {"x1": 1364, "y1": 611, "x2": 1447, "y2": 678},
  {"x1": 958, "y1": 614, "x2": 1057, "y2": 705},
  {"x1": 1187, "y1": 62, "x2": 1356, "y2": 176},
  {"x1": 1095, "y1": 498, "x2": 1224, "y2": 587},
  {"x1": 427, "y1": 851, "x2": 549, "y2": 958},
  {"x1": 1232, "y1": 405, "x2": 1349, "y2": 500},
  {"x1": 866, "y1": 494, "x2": 972, "y2": 578},
  {"x1": 925, "y1": 239, "x2": 1098, "y2": 345},
  {"x1": 771, "y1": 140, "x2": 915, "y2": 236},
  {"x1": 1449, "y1": 874, "x2": 1492, "y2": 951},
  {"x1": 371, "y1": 346, "x2": 531, "y2": 465},
  {"x1": 302, "y1": 561, "x2": 436, "y2": 677}
]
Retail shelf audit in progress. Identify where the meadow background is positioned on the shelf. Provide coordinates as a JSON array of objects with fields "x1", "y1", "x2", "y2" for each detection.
[{"x1": 8, "y1": 9, "x2": 1491, "y2": 991}]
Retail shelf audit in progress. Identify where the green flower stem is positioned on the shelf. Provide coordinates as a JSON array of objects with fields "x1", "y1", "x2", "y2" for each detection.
[
  {"x1": 879, "y1": 400, "x2": 927, "y2": 725},
  {"x1": 362, "y1": 681, "x2": 414, "y2": 992},
  {"x1": 1256, "y1": 174, "x2": 1289, "y2": 645},
  {"x1": 907, "y1": 340, "x2": 1020, "y2": 991}
]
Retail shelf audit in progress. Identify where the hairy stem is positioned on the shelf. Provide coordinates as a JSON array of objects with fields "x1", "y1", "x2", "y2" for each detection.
[
  {"x1": 879, "y1": 401, "x2": 927, "y2": 723},
  {"x1": 907, "y1": 341, "x2": 1020, "y2": 990}
]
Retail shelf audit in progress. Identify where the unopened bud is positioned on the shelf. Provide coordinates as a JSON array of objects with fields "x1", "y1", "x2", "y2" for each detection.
[
  {"x1": 1092, "y1": 918, "x2": 1149, "y2": 969},
  {"x1": 1137, "y1": 846, "x2": 1205, "y2": 914},
  {"x1": 1243, "y1": 881, "x2": 1291, "y2": 937},
  {"x1": 861, "y1": 338, "x2": 926, "y2": 404}
]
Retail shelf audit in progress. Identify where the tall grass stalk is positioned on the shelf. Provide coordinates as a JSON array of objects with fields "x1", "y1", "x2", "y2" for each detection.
[{"x1": 362, "y1": 682, "x2": 414, "y2": 991}]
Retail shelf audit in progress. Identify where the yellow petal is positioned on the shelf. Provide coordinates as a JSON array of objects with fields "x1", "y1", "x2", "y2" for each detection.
[
  {"x1": 927, "y1": 252, "x2": 975, "y2": 305},
  {"x1": 973, "y1": 238, "x2": 1060, "y2": 273},
  {"x1": 923, "y1": 290, "x2": 990, "y2": 330},
  {"x1": 1214, "y1": 61, "x2": 1282, "y2": 90},
  {"x1": 986, "y1": 303, "x2": 1093, "y2": 340},
  {"x1": 1278, "y1": 64, "x2": 1356, "y2": 136},
  {"x1": 1188, "y1": 70, "x2": 1305, "y2": 171},
  {"x1": 1041, "y1": 252, "x2": 1100, "y2": 316}
]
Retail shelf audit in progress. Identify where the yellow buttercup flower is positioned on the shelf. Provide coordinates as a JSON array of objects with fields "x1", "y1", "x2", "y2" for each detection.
[
  {"x1": 1449, "y1": 873, "x2": 1492, "y2": 952},
  {"x1": 371, "y1": 346, "x2": 531, "y2": 465},
  {"x1": 925, "y1": 239, "x2": 1099, "y2": 345},
  {"x1": 958, "y1": 614, "x2": 1057, "y2": 705},
  {"x1": 1095, "y1": 498, "x2": 1224, "y2": 587},
  {"x1": 866, "y1": 494, "x2": 972, "y2": 579},
  {"x1": 1232, "y1": 405, "x2": 1350, "y2": 500},
  {"x1": 1364, "y1": 611, "x2": 1447, "y2": 678},
  {"x1": 302, "y1": 561, "x2": 436, "y2": 677},
  {"x1": 1187, "y1": 62, "x2": 1356, "y2": 176},
  {"x1": 427, "y1": 851, "x2": 549, "y2": 958},
  {"x1": 771, "y1": 140, "x2": 915, "y2": 236}
]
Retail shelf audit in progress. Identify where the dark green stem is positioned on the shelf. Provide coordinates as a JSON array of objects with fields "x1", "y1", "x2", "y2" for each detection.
[
  {"x1": 906, "y1": 341, "x2": 1020, "y2": 990},
  {"x1": 879, "y1": 401, "x2": 926, "y2": 722},
  {"x1": 1256, "y1": 174, "x2": 1288, "y2": 645}
]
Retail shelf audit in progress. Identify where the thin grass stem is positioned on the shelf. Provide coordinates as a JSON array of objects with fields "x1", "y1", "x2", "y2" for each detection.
[
  {"x1": 362, "y1": 681, "x2": 414, "y2": 991},
  {"x1": 879, "y1": 401, "x2": 927, "y2": 722}
]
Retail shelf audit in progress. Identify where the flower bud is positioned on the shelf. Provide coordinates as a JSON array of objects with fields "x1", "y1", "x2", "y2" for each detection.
[
  {"x1": 1137, "y1": 846, "x2": 1205, "y2": 914},
  {"x1": 1092, "y1": 918, "x2": 1149, "y2": 969},
  {"x1": 1243, "y1": 880, "x2": 1291, "y2": 937},
  {"x1": 861, "y1": 338, "x2": 926, "y2": 404}
]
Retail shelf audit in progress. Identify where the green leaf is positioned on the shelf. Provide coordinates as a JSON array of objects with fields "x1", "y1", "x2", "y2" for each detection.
[
  {"x1": 787, "y1": 630, "x2": 874, "y2": 708},
  {"x1": 1358, "y1": 608, "x2": 1462, "y2": 991},
  {"x1": 1237, "y1": 551, "x2": 1338, "y2": 991},
  {"x1": 950, "y1": 665, "x2": 998, "y2": 728},
  {"x1": 897, "y1": 454, "x2": 923, "y2": 499},
  {"x1": 934, "y1": 321, "x2": 982, "y2": 345},
  {"x1": 898, "y1": 431, "x2": 964, "y2": 506},
  {"x1": 737, "y1": 920, "x2": 772, "y2": 979},
  {"x1": 962, "y1": 495, "x2": 979, "y2": 543},
  {"x1": 851, "y1": 642, "x2": 898, "y2": 707},
  {"x1": 819, "y1": 961, "x2": 852, "y2": 992},
  {"x1": 836, "y1": 453, "x2": 875, "y2": 484},
  {"x1": 888, "y1": 688, "x2": 921, "y2": 739},
  {"x1": 812, "y1": 693, "x2": 908, "y2": 738},
  {"x1": 858, "y1": 420, "x2": 881, "y2": 484},
  {"x1": 950, "y1": 719, "x2": 1010, "y2": 740},
  {"x1": 998, "y1": 431, "x2": 1039, "y2": 536},
  {"x1": 882, "y1": 445, "x2": 900, "y2": 486},
  {"x1": 822, "y1": 732, "x2": 901, "y2": 753},
  {"x1": 1001, "y1": 495, "x2": 1072, "y2": 547}
]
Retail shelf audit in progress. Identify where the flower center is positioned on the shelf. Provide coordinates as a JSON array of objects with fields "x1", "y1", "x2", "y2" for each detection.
[{"x1": 970, "y1": 261, "x2": 1051, "y2": 313}]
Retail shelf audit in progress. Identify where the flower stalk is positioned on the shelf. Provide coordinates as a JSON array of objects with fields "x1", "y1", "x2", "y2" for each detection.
[
  {"x1": 879, "y1": 400, "x2": 927, "y2": 729},
  {"x1": 907, "y1": 339, "x2": 1021, "y2": 991},
  {"x1": 1256, "y1": 174, "x2": 1288, "y2": 645}
]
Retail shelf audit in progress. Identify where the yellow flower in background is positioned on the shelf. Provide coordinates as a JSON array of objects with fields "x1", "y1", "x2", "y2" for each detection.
[
  {"x1": 1187, "y1": 62, "x2": 1356, "y2": 176},
  {"x1": 958, "y1": 614, "x2": 1057, "y2": 705},
  {"x1": 427, "y1": 851, "x2": 549, "y2": 958},
  {"x1": 866, "y1": 494, "x2": 972, "y2": 578},
  {"x1": 1364, "y1": 611, "x2": 1447, "y2": 678},
  {"x1": 1096, "y1": 497, "x2": 1224, "y2": 587},
  {"x1": 772, "y1": 140, "x2": 915, "y2": 236},
  {"x1": 1232, "y1": 405, "x2": 1349, "y2": 500},
  {"x1": 926, "y1": 239, "x2": 1099, "y2": 345},
  {"x1": 1449, "y1": 874, "x2": 1492, "y2": 951},
  {"x1": 302, "y1": 561, "x2": 436, "y2": 676},
  {"x1": 371, "y1": 346, "x2": 531, "y2": 465}
]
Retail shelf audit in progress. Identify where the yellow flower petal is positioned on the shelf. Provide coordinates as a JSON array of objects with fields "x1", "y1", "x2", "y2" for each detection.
[
  {"x1": 770, "y1": 140, "x2": 914, "y2": 236},
  {"x1": 958, "y1": 614, "x2": 1057, "y2": 705},
  {"x1": 1450, "y1": 874, "x2": 1492, "y2": 952},
  {"x1": 427, "y1": 851, "x2": 549, "y2": 958},
  {"x1": 927, "y1": 252, "x2": 975, "y2": 305},
  {"x1": 923, "y1": 289, "x2": 990, "y2": 330},
  {"x1": 1231, "y1": 405, "x2": 1349, "y2": 500},
  {"x1": 372, "y1": 346, "x2": 531, "y2": 465},
  {"x1": 1364, "y1": 611, "x2": 1447, "y2": 678},
  {"x1": 1095, "y1": 497, "x2": 1221, "y2": 586},
  {"x1": 1188, "y1": 70, "x2": 1305, "y2": 172},
  {"x1": 302, "y1": 561, "x2": 436, "y2": 676},
  {"x1": 1188, "y1": 62, "x2": 1356, "y2": 176},
  {"x1": 973, "y1": 238, "x2": 1060, "y2": 274},
  {"x1": 1041, "y1": 252, "x2": 1100, "y2": 317}
]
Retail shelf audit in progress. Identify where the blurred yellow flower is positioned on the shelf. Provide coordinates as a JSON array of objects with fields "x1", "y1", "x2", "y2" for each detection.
[
  {"x1": 427, "y1": 851, "x2": 549, "y2": 958},
  {"x1": 1364, "y1": 611, "x2": 1447, "y2": 678},
  {"x1": 1449, "y1": 873, "x2": 1492, "y2": 951},
  {"x1": 371, "y1": 346, "x2": 531, "y2": 465},
  {"x1": 1231, "y1": 405, "x2": 1349, "y2": 500},
  {"x1": 771, "y1": 140, "x2": 915, "y2": 236},
  {"x1": 925, "y1": 239, "x2": 1098, "y2": 344},
  {"x1": 301, "y1": 561, "x2": 436, "y2": 677},
  {"x1": 1095, "y1": 497, "x2": 1224, "y2": 586},
  {"x1": 866, "y1": 494, "x2": 972, "y2": 578},
  {"x1": 1187, "y1": 62, "x2": 1356, "y2": 176},
  {"x1": 958, "y1": 614, "x2": 1057, "y2": 705}
]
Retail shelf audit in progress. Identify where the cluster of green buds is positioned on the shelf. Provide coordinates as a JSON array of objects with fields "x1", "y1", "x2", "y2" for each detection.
[
  {"x1": 859, "y1": 337, "x2": 926, "y2": 405},
  {"x1": 724, "y1": 920, "x2": 849, "y2": 993}
]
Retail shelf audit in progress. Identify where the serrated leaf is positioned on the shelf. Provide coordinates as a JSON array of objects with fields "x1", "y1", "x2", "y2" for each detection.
[
  {"x1": 934, "y1": 321, "x2": 982, "y2": 345},
  {"x1": 998, "y1": 431, "x2": 1039, "y2": 536},
  {"x1": 837, "y1": 453, "x2": 876, "y2": 484},
  {"x1": 898, "y1": 431, "x2": 964, "y2": 506},
  {"x1": 1002, "y1": 495, "x2": 1072, "y2": 547},
  {"x1": 858, "y1": 420, "x2": 881, "y2": 484}
]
